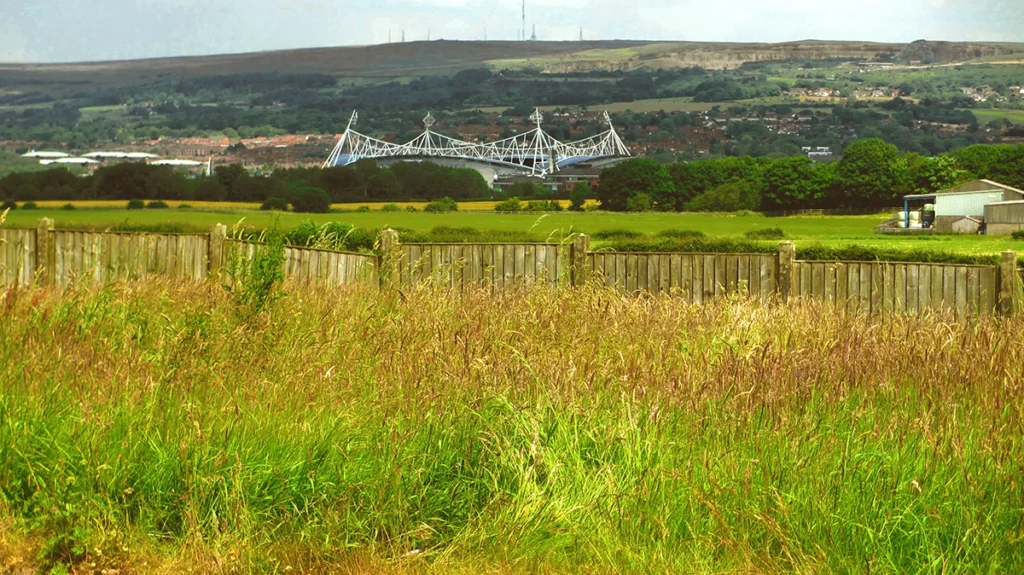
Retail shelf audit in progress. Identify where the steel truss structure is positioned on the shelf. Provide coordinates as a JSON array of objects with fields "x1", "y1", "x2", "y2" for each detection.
[{"x1": 323, "y1": 109, "x2": 630, "y2": 174}]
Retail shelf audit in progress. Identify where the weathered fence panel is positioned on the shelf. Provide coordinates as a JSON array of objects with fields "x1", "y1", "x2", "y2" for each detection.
[
  {"x1": 0, "y1": 228, "x2": 36, "y2": 288},
  {"x1": 398, "y1": 243, "x2": 569, "y2": 288},
  {"x1": 50, "y1": 231, "x2": 209, "y2": 289},
  {"x1": 224, "y1": 239, "x2": 377, "y2": 287},
  {"x1": 2, "y1": 221, "x2": 1019, "y2": 318},
  {"x1": 791, "y1": 260, "x2": 998, "y2": 316},
  {"x1": 587, "y1": 252, "x2": 778, "y2": 300}
]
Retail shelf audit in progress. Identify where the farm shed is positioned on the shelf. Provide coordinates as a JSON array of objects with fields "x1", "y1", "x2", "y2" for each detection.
[
  {"x1": 904, "y1": 180, "x2": 1024, "y2": 232},
  {"x1": 985, "y1": 200, "x2": 1024, "y2": 235}
]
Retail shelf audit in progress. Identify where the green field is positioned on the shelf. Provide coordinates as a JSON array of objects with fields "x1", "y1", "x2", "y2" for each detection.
[
  {"x1": 970, "y1": 108, "x2": 1024, "y2": 125},
  {"x1": 5, "y1": 206, "x2": 1024, "y2": 255}
]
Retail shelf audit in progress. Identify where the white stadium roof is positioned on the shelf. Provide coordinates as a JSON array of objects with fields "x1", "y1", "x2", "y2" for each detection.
[
  {"x1": 22, "y1": 150, "x2": 70, "y2": 159},
  {"x1": 39, "y1": 157, "x2": 100, "y2": 165},
  {"x1": 126, "y1": 152, "x2": 159, "y2": 159},
  {"x1": 83, "y1": 151, "x2": 130, "y2": 158},
  {"x1": 150, "y1": 159, "x2": 202, "y2": 166}
]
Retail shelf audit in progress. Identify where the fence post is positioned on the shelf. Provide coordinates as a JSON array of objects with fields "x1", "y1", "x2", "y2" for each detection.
[
  {"x1": 571, "y1": 233, "x2": 590, "y2": 286},
  {"x1": 36, "y1": 218, "x2": 53, "y2": 286},
  {"x1": 378, "y1": 228, "x2": 401, "y2": 289},
  {"x1": 208, "y1": 223, "x2": 227, "y2": 280},
  {"x1": 999, "y1": 250, "x2": 1018, "y2": 315},
  {"x1": 778, "y1": 241, "x2": 795, "y2": 302}
]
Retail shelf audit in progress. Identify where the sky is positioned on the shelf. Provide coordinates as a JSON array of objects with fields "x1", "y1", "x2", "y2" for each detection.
[{"x1": 1, "y1": 0, "x2": 1022, "y2": 63}]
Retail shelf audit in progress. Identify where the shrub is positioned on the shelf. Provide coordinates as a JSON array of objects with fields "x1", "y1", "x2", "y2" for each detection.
[
  {"x1": 177, "y1": 204, "x2": 193, "y2": 210},
  {"x1": 61, "y1": 203, "x2": 76, "y2": 211},
  {"x1": 424, "y1": 197, "x2": 458, "y2": 213},
  {"x1": 260, "y1": 197, "x2": 289, "y2": 211},
  {"x1": 1, "y1": 200, "x2": 17, "y2": 210},
  {"x1": 524, "y1": 199, "x2": 563, "y2": 212},
  {"x1": 569, "y1": 182, "x2": 591, "y2": 212},
  {"x1": 405, "y1": 205, "x2": 418, "y2": 212},
  {"x1": 284, "y1": 220, "x2": 321, "y2": 247},
  {"x1": 494, "y1": 197, "x2": 523, "y2": 212},
  {"x1": 226, "y1": 226, "x2": 286, "y2": 317},
  {"x1": 625, "y1": 192, "x2": 653, "y2": 212},
  {"x1": 290, "y1": 187, "x2": 332, "y2": 213},
  {"x1": 380, "y1": 203, "x2": 401, "y2": 212},
  {"x1": 1012, "y1": 230, "x2": 1024, "y2": 240},
  {"x1": 145, "y1": 200, "x2": 169, "y2": 209},
  {"x1": 685, "y1": 181, "x2": 762, "y2": 212},
  {"x1": 126, "y1": 199, "x2": 145, "y2": 210},
  {"x1": 593, "y1": 228, "x2": 644, "y2": 240},
  {"x1": 744, "y1": 227, "x2": 787, "y2": 240},
  {"x1": 657, "y1": 229, "x2": 706, "y2": 240},
  {"x1": 21, "y1": 201, "x2": 38, "y2": 210},
  {"x1": 355, "y1": 206, "x2": 371, "y2": 213}
]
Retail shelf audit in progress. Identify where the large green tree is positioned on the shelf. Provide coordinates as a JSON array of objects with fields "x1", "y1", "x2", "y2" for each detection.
[
  {"x1": 835, "y1": 138, "x2": 908, "y2": 207},
  {"x1": 597, "y1": 159, "x2": 675, "y2": 212},
  {"x1": 761, "y1": 156, "x2": 836, "y2": 209}
]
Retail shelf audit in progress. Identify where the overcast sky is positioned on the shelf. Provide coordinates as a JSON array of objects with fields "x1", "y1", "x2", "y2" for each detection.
[{"x1": 2, "y1": 0, "x2": 1022, "y2": 63}]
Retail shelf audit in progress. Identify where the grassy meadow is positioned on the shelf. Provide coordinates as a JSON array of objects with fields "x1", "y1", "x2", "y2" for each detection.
[
  {"x1": 0, "y1": 280, "x2": 1022, "y2": 573},
  {"x1": 5, "y1": 203, "x2": 1024, "y2": 255}
]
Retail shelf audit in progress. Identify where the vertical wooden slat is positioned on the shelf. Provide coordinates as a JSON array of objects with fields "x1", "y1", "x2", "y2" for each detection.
[
  {"x1": 680, "y1": 255, "x2": 692, "y2": 301},
  {"x1": 647, "y1": 255, "x2": 659, "y2": 294},
  {"x1": 811, "y1": 263, "x2": 824, "y2": 300},
  {"x1": 979, "y1": 268, "x2": 996, "y2": 316},
  {"x1": 714, "y1": 255, "x2": 726, "y2": 297},
  {"x1": 669, "y1": 254, "x2": 682, "y2": 294},
  {"x1": 636, "y1": 254, "x2": 648, "y2": 293},
  {"x1": 967, "y1": 268, "x2": 980, "y2": 316},
  {"x1": 659, "y1": 254, "x2": 671, "y2": 294},
  {"x1": 689, "y1": 255, "x2": 701, "y2": 304},
  {"x1": 888, "y1": 263, "x2": 905, "y2": 313},
  {"x1": 513, "y1": 245, "x2": 525, "y2": 286},
  {"x1": 869, "y1": 263, "x2": 882, "y2": 313},
  {"x1": 608, "y1": 254, "x2": 620, "y2": 289},
  {"x1": 929, "y1": 265, "x2": 943, "y2": 312},
  {"x1": 624, "y1": 254, "x2": 636, "y2": 292},
  {"x1": 955, "y1": 267, "x2": 968, "y2": 317},
  {"x1": 702, "y1": 255, "x2": 714, "y2": 301},
  {"x1": 725, "y1": 256, "x2": 738, "y2": 294},
  {"x1": 906, "y1": 265, "x2": 918, "y2": 315},
  {"x1": 942, "y1": 266, "x2": 956, "y2": 311},
  {"x1": 859, "y1": 263, "x2": 872, "y2": 312},
  {"x1": 845, "y1": 263, "x2": 859, "y2": 312}
]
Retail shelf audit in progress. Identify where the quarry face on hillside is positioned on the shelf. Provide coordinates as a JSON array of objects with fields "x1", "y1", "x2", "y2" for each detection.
[{"x1": 532, "y1": 40, "x2": 1024, "y2": 73}]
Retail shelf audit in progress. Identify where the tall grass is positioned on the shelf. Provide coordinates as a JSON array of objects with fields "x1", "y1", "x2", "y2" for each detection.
[{"x1": 0, "y1": 281, "x2": 1022, "y2": 573}]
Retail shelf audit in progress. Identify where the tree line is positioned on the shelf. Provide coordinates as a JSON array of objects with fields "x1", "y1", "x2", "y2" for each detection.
[
  {"x1": 0, "y1": 160, "x2": 490, "y2": 208},
  {"x1": 596, "y1": 142, "x2": 1024, "y2": 211}
]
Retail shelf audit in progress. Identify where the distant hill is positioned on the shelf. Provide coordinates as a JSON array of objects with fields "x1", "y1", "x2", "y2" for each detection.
[{"x1": 1, "y1": 39, "x2": 1022, "y2": 95}]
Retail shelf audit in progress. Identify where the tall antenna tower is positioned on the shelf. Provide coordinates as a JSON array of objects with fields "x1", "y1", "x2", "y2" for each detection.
[
  {"x1": 521, "y1": 0, "x2": 526, "y2": 42},
  {"x1": 401, "y1": 30, "x2": 405, "y2": 42},
  {"x1": 531, "y1": 24, "x2": 536, "y2": 41},
  {"x1": 579, "y1": 27, "x2": 583, "y2": 41}
]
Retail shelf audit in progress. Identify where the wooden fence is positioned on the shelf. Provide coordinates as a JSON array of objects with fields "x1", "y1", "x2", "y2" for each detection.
[
  {"x1": 1, "y1": 220, "x2": 1020, "y2": 317},
  {"x1": 50, "y1": 230, "x2": 210, "y2": 289},
  {"x1": 397, "y1": 243, "x2": 571, "y2": 288},
  {"x1": 790, "y1": 260, "x2": 999, "y2": 316},
  {"x1": 587, "y1": 252, "x2": 778, "y2": 302},
  {"x1": 224, "y1": 239, "x2": 376, "y2": 287},
  {"x1": 0, "y1": 228, "x2": 35, "y2": 288}
]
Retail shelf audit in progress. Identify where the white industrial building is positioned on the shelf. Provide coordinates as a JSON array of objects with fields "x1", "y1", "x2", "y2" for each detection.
[{"x1": 903, "y1": 180, "x2": 1024, "y2": 234}]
